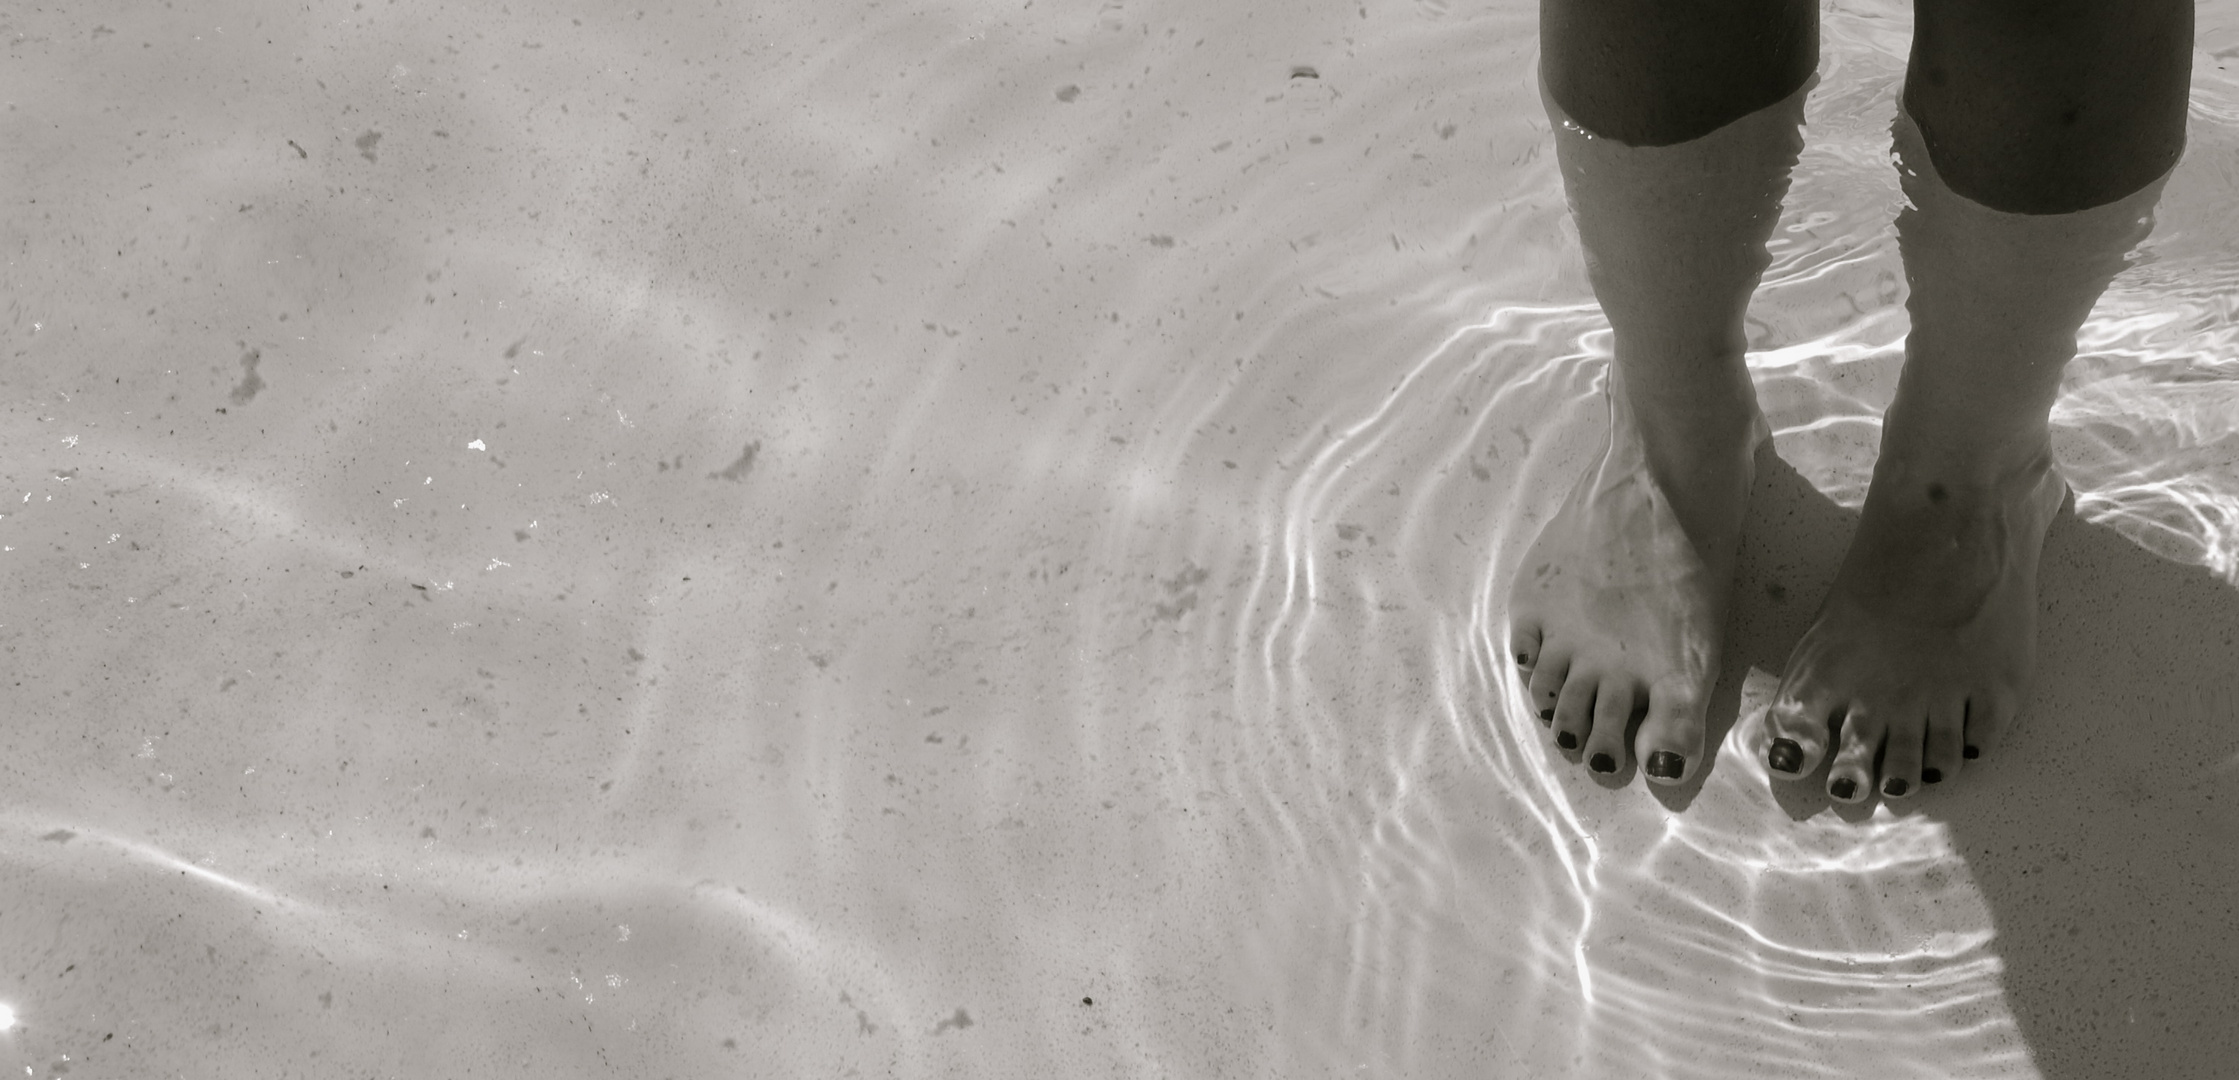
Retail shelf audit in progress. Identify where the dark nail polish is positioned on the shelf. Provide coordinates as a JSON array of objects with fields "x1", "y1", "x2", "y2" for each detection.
[
  {"x1": 1767, "y1": 738, "x2": 1803, "y2": 774},
  {"x1": 1539, "y1": 708, "x2": 1554, "y2": 723},
  {"x1": 1922, "y1": 768, "x2": 1943, "y2": 784},
  {"x1": 1883, "y1": 778, "x2": 1909, "y2": 798},
  {"x1": 1645, "y1": 751, "x2": 1684, "y2": 780},
  {"x1": 1516, "y1": 652, "x2": 1529, "y2": 665},
  {"x1": 1830, "y1": 777, "x2": 1858, "y2": 800},
  {"x1": 1556, "y1": 731, "x2": 1578, "y2": 751},
  {"x1": 1964, "y1": 745, "x2": 1980, "y2": 760},
  {"x1": 1589, "y1": 752, "x2": 1616, "y2": 773}
]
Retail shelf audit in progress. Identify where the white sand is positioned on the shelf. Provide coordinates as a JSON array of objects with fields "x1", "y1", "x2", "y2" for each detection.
[{"x1": 2, "y1": 1, "x2": 2236, "y2": 1077}]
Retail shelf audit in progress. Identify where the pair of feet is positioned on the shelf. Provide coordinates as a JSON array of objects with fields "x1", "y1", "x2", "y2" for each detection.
[{"x1": 1507, "y1": 370, "x2": 2066, "y2": 803}]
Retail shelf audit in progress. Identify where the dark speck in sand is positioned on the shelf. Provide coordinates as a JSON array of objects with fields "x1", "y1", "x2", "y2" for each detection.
[
  {"x1": 1055, "y1": 85, "x2": 1080, "y2": 102},
  {"x1": 229, "y1": 348, "x2": 265, "y2": 405},
  {"x1": 932, "y1": 1007, "x2": 974, "y2": 1034},
  {"x1": 1147, "y1": 235, "x2": 1175, "y2": 248},
  {"x1": 708, "y1": 440, "x2": 760, "y2": 482},
  {"x1": 1290, "y1": 65, "x2": 1320, "y2": 79},
  {"x1": 355, "y1": 130, "x2": 382, "y2": 162},
  {"x1": 41, "y1": 829, "x2": 75, "y2": 843}
]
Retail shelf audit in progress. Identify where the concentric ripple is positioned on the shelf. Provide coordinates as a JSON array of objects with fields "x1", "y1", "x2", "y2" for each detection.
[{"x1": 3, "y1": 0, "x2": 2235, "y2": 1076}]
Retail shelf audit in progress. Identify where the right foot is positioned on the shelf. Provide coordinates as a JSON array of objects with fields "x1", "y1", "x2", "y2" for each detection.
[
  {"x1": 1760, "y1": 433, "x2": 2066, "y2": 802},
  {"x1": 1508, "y1": 373, "x2": 1766, "y2": 786}
]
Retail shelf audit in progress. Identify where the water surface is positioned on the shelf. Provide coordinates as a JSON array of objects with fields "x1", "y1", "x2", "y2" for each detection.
[{"x1": 3, "y1": 1, "x2": 2237, "y2": 1076}]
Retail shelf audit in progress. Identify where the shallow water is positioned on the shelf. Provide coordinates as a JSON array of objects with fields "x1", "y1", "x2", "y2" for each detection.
[{"x1": 3, "y1": 1, "x2": 2237, "y2": 1077}]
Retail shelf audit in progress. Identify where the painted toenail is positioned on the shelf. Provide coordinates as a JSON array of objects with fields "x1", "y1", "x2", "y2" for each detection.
[
  {"x1": 1516, "y1": 652, "x2": 1529, "y2": 665},
  {"x1": 1964, "y1": 745, "x2": 1980, "y2": 759},
  {"x1": 1645, "y1": 751, "x2": 1684, "y2": 779},
  {"x1": 1829, "y1": 777, "x2": 1858, "y2": 800},
  {"x1": 1589, "y1": 752, "x2": 1616, "y2": 773},
  {"x1": 1883, "y1": 778, "x2": 1909, "y2": 797},
  {"x1": 1539, "y1": 708, "x2": 1554, "y2": 723},
  {"x1": 1767, "y1": 739, "x2": 1803, "y2": 774},
  {"x1": 1922, "y1": 768, "x2": 1943, "y2": 784},
  {"x1": 1556, "y1": 731, "x2": 1579, "y2": 751}
]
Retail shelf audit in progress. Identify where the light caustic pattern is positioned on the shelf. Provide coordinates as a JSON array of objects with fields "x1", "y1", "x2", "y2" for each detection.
[
  {"x1": 4, "y1": 0, "x2": 2238, "y2": 1077},
  {"x1": 1160, "y1": 301, "x2": 2029, "y2": 1078}
]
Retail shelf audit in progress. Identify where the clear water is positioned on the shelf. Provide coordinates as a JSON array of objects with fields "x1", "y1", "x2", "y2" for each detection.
[{"x1": 4, "y1": 1, "x2": 2237, "y2": 1077}]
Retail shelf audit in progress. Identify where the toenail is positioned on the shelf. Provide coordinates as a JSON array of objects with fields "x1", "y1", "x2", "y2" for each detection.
[
  {"x1": 1589, "y1": 752, "x2": 1616, "y2": 773},
  {"x1": 1830, "y1": 777, "x2": 1858, "y2": 800},
  {"x1": 1539, "y1": 708, "x2": 1554, "y2": 723},
  {"x1": 1964, "y1": 745, "x2": 1981, "y2": 759},
  {"x1": 1922, "y1": 767, "x2": 1943, "y2": 784},
  {"x1": 1516, "y1": 652, "x2": 1528, "y2": 665},
  {"x1": 1645, "y1": 751, "x2": 1684, "y2": 780},
  {"x1": 1883, "y1": 778, "x2": 1909, "y2": 797},
  {"x1": 1556, "y1": 731, "x2": 1579, "y2": 751},
  {"x1": 1767, "y1": 739, "x2": 1803, "y2": 774}
]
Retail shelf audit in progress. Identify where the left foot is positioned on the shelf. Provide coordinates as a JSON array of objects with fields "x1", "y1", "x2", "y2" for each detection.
[
  {"x1": 1761, "y1": 434, "x2": 2066, "y2": 801},
  {"x1": 1509, "y1": 369, "x2": 1765, "y2": 787}
]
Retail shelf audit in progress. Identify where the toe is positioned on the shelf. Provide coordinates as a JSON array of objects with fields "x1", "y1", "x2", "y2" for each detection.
[
  {"x1": 1877, "y1": 710, "x2": 1925, "y2": 799},
  {"x1": 1923, "y1": 697, "x2": 1966, "y2": 784},
  {"x1": 1510, "y1": 622, "x2": 1544, "y2": 672},
  {"x1": 1583, "y1": 680, "x2": 1637, "y2": 776},
  {"x1": 1526, "y1": 653, "x2": 1569, "y2": 727},
  {"x1": 1633, "y1": 677, "x2": 1706, "y2": 785},
  {"x1": 1825, "y1": 706, "x2": 1883, "y2": 803},
  {"x1": 1762, "y1": 684, "x2": 1836, "y2": 780},
  {"x1": 1551, "y1": 672, "x2": 1597, "y2": 757}
]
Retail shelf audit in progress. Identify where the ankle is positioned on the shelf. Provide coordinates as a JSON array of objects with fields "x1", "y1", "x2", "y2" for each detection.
[
  {"x1": 1610, "y1": 363, "x2": 1763, "y2": 446},
  {"x1": 1878, "y1": 388, "x2": 2056, "y2": 484},
  {"x1": 1871, "y1": 425, "x2": 2055, "y2": 506}
]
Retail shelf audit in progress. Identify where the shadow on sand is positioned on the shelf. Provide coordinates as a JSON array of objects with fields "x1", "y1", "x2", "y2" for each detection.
[{"x1": 1650, "y1": 446, "x2": 2238, "y2": 1078}]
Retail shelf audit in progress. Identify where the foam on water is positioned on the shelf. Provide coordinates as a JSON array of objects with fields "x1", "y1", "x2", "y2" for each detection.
[{"x1": 3, "y1": 1, "x2": 2236, "y2": 1077}]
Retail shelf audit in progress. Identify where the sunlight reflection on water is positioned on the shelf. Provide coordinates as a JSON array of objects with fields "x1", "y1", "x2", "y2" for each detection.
[{"x1": 3, "y1": 0, "x2": 2236, "y2": 1076}]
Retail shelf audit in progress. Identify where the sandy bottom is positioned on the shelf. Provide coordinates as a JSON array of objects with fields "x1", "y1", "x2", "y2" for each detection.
[{"x1": 3, "y1": 1, "x2": 2237, "y2": 1077}]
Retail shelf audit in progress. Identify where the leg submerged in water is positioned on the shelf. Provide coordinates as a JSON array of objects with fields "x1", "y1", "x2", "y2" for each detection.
[
  {"x1": 1761, "y1": 0, "x2": 2189, "y2": 801},
  {"x1": 1511, "y1": 0, "x2": 1814, "y2": 786}
]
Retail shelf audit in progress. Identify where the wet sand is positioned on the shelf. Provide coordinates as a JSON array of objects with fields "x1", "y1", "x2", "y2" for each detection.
[{"x1": 2, "y1": 1, "x2": 2236, "y2": 1076}]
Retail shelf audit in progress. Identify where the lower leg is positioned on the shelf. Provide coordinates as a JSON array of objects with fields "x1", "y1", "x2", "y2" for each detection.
[
  {"x1": 1540, "y1": 0, "x2": 1818, "y2": 538},
  {"x1": 1889, "y1": 0, "x2": 2192, "y2": 466},
  {"x1": 1511, "y1": 1, "x2": 1815, "y2": 786},
  {"x1": 1762, "y1": 0, "x2": 2190, "y2": 800},
  {"x1": 1904, "y1": 0, "x2": 2192, "y2": 215},
  {"x1": 1541, "y1": 0, "x2": 1817, "y2": 148}
]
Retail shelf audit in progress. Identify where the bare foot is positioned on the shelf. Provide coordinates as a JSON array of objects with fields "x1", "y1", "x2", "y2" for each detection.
[
  {"x1": 1762, "y1": 437, "x2": 2066, "y2": 801},
  {"x1": 1510, "y1": 373, "x2": 1765, "y2": 786}
]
